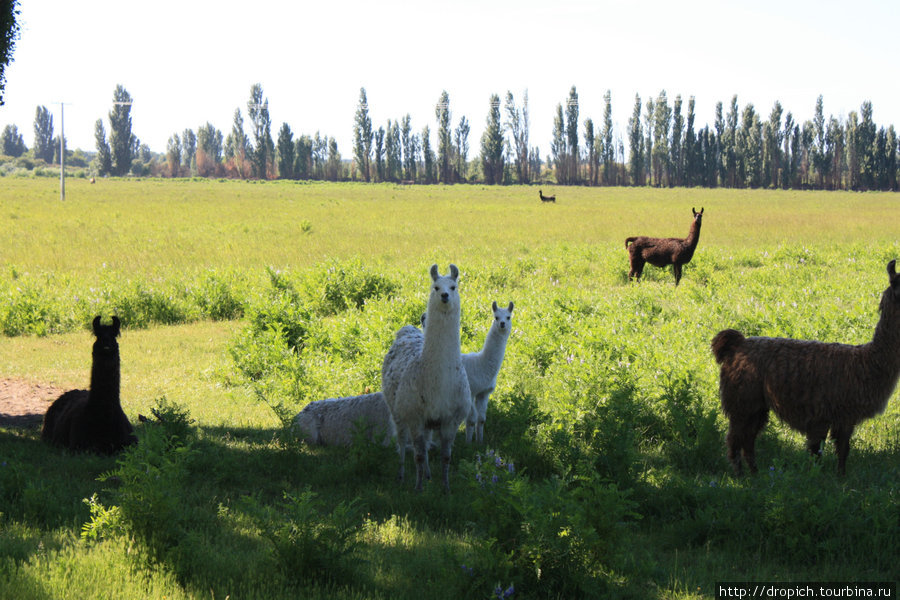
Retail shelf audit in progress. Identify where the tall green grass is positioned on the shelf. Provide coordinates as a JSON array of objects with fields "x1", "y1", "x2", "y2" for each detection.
[{"x1": 1, "y1": 179, "x2": 898, "y2": 598}]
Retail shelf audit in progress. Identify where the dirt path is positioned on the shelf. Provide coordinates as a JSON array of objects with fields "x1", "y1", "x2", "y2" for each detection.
[{"x1": 0, "y1": 378, "x2": 65, "y2": 429}]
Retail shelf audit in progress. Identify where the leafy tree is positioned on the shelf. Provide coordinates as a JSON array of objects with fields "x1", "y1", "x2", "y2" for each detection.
[
  {"x1": 373, "y1": 126, "x2": 385, "y2": 182},
  {"x1": 197, "y1": 122, "x2": 223, "y2": 177},
  {"x1": 779, "y1": 112, "x2": 794, "y2": 189},
  {"x1": 670, "y1": 94, "x2": 683, "y2": 186},
  {"x1": 326, "y1": 137, "x2": 342, "y2": 181},
  {"x1": 94, "y1": 119, "x2": 112, "y2": 176},
  {"x1": 33, "y1": 105, "x2": 54, "y2": 162},
  {"x1": 683, "y1": 96, "x2": 697, "y2": 187},
  {"x1": 858, "y1": 100, "x2": 876, "y2": 190},
  {"x1": 1, "y1": 123, "x2": 25, "y2": 156},
  {"x1": 825, "y1": 116, "x2": 844, "y2": 190},
  {"x1": 812, "y1": 95, "x2": 826, "y2": 188},
  {"x1": 480, "y1": 94, "x2": 504, "y2": 185},
  {"x1": 764, "y1": 102, "x2": 783, "y2": 189},
  {"x1": 652, "y1": 90, "x2": 671, "y2": 186},
  {"x1": 565, "y1": 86, "x2": 579, "y2": 184},
  {"x1": 386, "y1": 120, "x2": 401, "y2": 182},
  {"x1": 454, "y1": 116, "x2": 470, "y2": 182},
  {"x1": 601, "y1": 90, "x2": 614, "y2": 185},
  {"x1": 108, "y1": 85, "x2": 136, "y2": 176},
  {"x1": 628, "y1": 94, "x2": 643, "y2": 186},
  {"x1": 712, "y1": 101, "x2": 724, "y2": 187},
  {"x1": 247, "y1": 84, "x2": 273, "y2": 179},
  {"x1": 295, "y1": 134, "x2": 312, "y2": 180},
  {"x1": 739, "y1": 103, "x2": 762, "y2": 187},
  {"x1": 353, "y1": 88, "x2": 373, "y2": 181},
  {"x1": 583, "y1": 118, "x2": 596, "y2": 185},
  {"x1": 421, "y1": 126, "x2": 435, "y2": 184},
  {"x1": 0, "y1": 0, "x2": 20, "y2": 105},
  {"x1": 504, "y1": 90, "x2": 529, "y2": 184},
  {"x1": 435, "y1": 91, "x2": 453, "y2": 183},
  {"x1": 225, "y1": 108, "x2": 250, "y2": 178},
  {"x1": 401, "y1": 114, "x2": 415, "y2": 181},
  {"x1": 723, "y1": 95, "x2": 739, "y2": 187},
  {"x1": 166, "y1": 133, "x2": 182, "y2": 177},
  {"x1": 182, "y1": 129, "x2": 196, "y2": 174},
  {"x1": 277, "y1": 123, "x2": 295, "y2": 179},
  {"x1": 643, "y1": 97, "x2": 654, "y2": 186},
  {"x1": 551, "y1": 103, "x2": 566, "y2": 184}
]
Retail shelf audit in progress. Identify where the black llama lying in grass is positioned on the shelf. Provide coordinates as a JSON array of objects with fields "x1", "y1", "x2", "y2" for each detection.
[
  {"x1": 712, "y1": 260, "x2": 900, "y2": 476},
  {"x1": 625, "y1": 207, "x2": 703, "y2": 285},
  {"x1": 538, "y1": 189, "x2": 556, "y2": 202},
  {"x1": 41, "y1": 316, "x2": 136, "y2": 454}
]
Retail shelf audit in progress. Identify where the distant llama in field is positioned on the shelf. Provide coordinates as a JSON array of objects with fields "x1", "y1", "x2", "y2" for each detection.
[
  {"x1": 625, "y1": 207, "x2": 704, "y2": 285},
  {"x1": 539, "y1": 189, "x2": 556, "y2": 203},
  {"x1": 41, "y1": 316, "x2": 136, "y2": 454},
  {"x1": 382, "y1": 264, "x2": 472, "y2": 492},
  {"x1": 463, "y1": 302, "x2": 514, "y2": 444},
  {"x1": 711, "y1": 260, "x2": 900, "y2": 475}
]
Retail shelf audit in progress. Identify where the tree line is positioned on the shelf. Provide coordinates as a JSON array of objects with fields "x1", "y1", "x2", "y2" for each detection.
[{"x1": 2, "y1": 83, "x2": 898, "y2": 191}]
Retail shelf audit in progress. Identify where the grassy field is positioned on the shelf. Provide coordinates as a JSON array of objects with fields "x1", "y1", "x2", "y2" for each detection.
[{"x1": 1, "y1": 178, "x2": 898, "y2": 599}]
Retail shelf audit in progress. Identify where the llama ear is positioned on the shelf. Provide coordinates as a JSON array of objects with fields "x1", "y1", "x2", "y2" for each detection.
[
  {"x1": 492, "y1": 301, "x2": 498, "y2": 312},
  {"x1": 888, "y1": 260, "x2": 897, "y2": 278},
  {"x1": 92, "y1": 316, "x2": 101, "y2": 334},
  {"x1": 111, "y1": 316, "x2": 121, "y2": 336},
  {"x1": 430, "y1": 264, "x2": 439, "y2": 281},
  {"x1": 449, "y1": 264, "x2": 459, "y2": 280},
  {"x1": 508, "y1": 302, "x2": 514, "y2": 312}
]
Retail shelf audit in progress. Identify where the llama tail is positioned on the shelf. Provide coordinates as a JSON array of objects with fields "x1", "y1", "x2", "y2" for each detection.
[
  {"x1": 711, "y1": 329, "x2": 745, "y2": 364},
  {"x1": 625, "y1": 237, "x2": 637, "y2": 248}
]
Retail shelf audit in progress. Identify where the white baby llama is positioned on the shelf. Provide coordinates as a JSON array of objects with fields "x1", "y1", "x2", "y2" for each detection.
[
  {"x1": 382, "y1": 264, "x2": 472, "y2": 492},
  {"x1": 293, "y1": 392, "x2": 396, "y2": 446},
  {"x1": 463, "y1": 301, "x2": 514, "y2": 444}
]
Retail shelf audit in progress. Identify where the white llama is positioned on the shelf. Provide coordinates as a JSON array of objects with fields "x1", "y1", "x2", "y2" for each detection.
[
  {"x1": 293, "y1": 392, "x2": 396, "y2": 447},
  {"x1": 381, "y1": 264, "x2": 472, "y2": 492},
  {"x1": 463, "y1": 301, "x2": 514, "y2": 444}
]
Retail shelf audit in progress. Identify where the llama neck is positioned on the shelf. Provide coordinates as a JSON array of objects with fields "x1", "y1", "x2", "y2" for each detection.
[
  {"x1": 89, "y1": 359, "x2": 121, "y2": 405},
  {"x1": 685, "y1": 219, "x2": 701, "y2": 248},
  {"x1": 478, "y1": 326, "x2": 509, "y2": 373},
  {"x1": 868, "y1": 300, "x2": 900, "y2": 377},
  {"x1": 422, "y1": 310, "x2": 462, "y2": 367}
]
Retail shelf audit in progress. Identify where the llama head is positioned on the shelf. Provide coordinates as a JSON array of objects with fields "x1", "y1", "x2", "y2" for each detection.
[
  {"x1": 91, "y1": 315, "x2": 120, "y2": 364},
  {"x1": 491, "y1": 301, "x2": 514, "y2": 334},
  {"x1": 428, "y1": 264, "x2": 461, "y2": 315},
  {"x1": 692, "y1": 207, "x2": 704, "y2": 221},
  {"x1": 880, "y1": 260, "x2": 900, "y2": 312}
]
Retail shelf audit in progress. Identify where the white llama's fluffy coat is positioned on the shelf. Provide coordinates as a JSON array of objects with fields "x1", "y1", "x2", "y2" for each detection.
[
  {"x1": 293, "y1": 392, "x2": 396, "y2": 446},
  {"x1": 381, "y1": 264, "x2": 472, "y2": 492}
]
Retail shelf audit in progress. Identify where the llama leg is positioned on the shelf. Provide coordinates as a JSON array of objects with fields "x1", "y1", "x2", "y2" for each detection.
[
  {"x1": 440, "y1": 435, "x2": 453, "y2": 494},
  {"x1": 465, "y1": 406, "x2": 476, "y2": 444},
  {"x1": 740, "y1": 409, "x2": 769, "y2": 474},
  {"x1": 805, "y1": 422, "x2": 829, "y2": 458},
  {"x1": 396, "y1": 430, "x2": 407, "y2": 482},
  {"x1": 423, "y1": 430, "x2": 432, "y2": 480},
  {"x1": 725, "y1": 421, "x2": 745, "y2": 475},
  {"x1": 413, "y1": 432, "x2": 427, "y2": 491},
  {"x1": 629, "y1": 257, "x2": 644, "y2": 281},
  {"x1": 477, "y1": 418, "x2": 485, "y2": 444},
  {"x1": 831, "y1": 425, "x2": 855, "y2": 476},
  {"x1": 673, "y1": 263, "x2": 682, "y2": 285}
]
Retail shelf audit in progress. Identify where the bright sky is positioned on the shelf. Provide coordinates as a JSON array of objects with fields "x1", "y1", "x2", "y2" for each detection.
[{"x1": 2, "y1": 0, "x2": 897, "y2": 158}]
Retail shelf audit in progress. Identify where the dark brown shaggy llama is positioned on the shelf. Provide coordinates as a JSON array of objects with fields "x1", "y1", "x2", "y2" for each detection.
[
  {"x1": 625, "y1": 207, "x2": 703, "y2": 285},
  {"x1": 41, "y1": 316, "x2": 136, "y2": 454},
  {"x1": 711, "y1": 260, "x2": 900, "y2": 476},
  {"x1": 539, "y1": 189, "x2": 556, "y2": 202}
]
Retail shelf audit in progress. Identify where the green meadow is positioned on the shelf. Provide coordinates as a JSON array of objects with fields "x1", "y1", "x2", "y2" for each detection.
[{"x1": 1, "y1": 178, "x2": 898, "y2": 599}]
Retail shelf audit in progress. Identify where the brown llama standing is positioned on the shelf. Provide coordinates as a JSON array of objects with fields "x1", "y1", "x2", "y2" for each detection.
[
  {"x1": 711, "y1": 260, "x2": 900, "y2": 476},
  {"x1": 41, "y1": 316, "x2": 136, "y2": 454},
  {"x1": 625, "y1": 207, "x2": 703, "y2": 285},
  {"x1": 538, "y1": 189, "x2": 556, "y2": 202}
]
